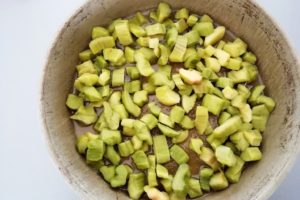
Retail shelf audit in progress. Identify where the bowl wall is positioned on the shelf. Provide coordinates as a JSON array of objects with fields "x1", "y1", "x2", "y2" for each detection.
[{"x1": 41, "y1": 0, "x2": 300, "y2": 199}]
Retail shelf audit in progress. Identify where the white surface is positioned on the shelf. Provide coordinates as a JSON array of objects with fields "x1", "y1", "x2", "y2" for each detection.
[{"x1": 0, "y1": 0, "x2": 299, "y2": 199}]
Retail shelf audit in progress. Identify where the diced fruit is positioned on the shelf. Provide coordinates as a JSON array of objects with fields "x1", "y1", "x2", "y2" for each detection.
[
  {"x1": 170, "y1": 145, "x2": 189, "y2": 164},
  {"x1": 179, "y1": 68, "x2": 202, "y2": 85},
  {"x1": 156, "y1": 86, "x2": 180, "y2": 106},
  {"x1": 209, "y1": 172, "x2": 229, "y2": 191},
  {"x1": 215, "y1": 145, "x2": 237, "y2": 167},
  {"x1": 128, "y1": 173, "x2": 146, "y2": 200},
  {"x1": 153, "y1": 135, "x2": 170, "y2": 164},
  {"x1": 240, "y1": 147, "x2": 262, "y2": 162}
]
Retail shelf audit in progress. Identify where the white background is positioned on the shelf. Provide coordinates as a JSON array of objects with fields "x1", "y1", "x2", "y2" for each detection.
[{"x1": 0, "y1": 0, "x2": 299, "y2": 199}]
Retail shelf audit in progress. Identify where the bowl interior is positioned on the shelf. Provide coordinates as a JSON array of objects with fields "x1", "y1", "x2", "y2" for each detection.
[{"x1": 41, "y1": 0, "x2": 300, "y2": 199}]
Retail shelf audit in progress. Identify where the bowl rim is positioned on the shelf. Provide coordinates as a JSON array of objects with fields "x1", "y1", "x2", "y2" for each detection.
[{"x1": 40, "y1": 0, "x2": 300, "y2": 199}]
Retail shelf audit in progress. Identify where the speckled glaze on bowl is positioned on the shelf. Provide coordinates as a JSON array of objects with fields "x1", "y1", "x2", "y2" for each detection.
[{"x1": 41, "y1": 0, "x2": 300, "y2": 199}]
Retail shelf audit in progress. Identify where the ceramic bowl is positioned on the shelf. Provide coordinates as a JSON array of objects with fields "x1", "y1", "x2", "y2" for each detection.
[{"x1": 41, "y1": 0, "x2": 300, "y2": 199}]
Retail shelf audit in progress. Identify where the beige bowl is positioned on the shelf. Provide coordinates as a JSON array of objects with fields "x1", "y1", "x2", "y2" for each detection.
[{"x1": 41, "y1": 0, "x2": 300, "y2": 199}]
